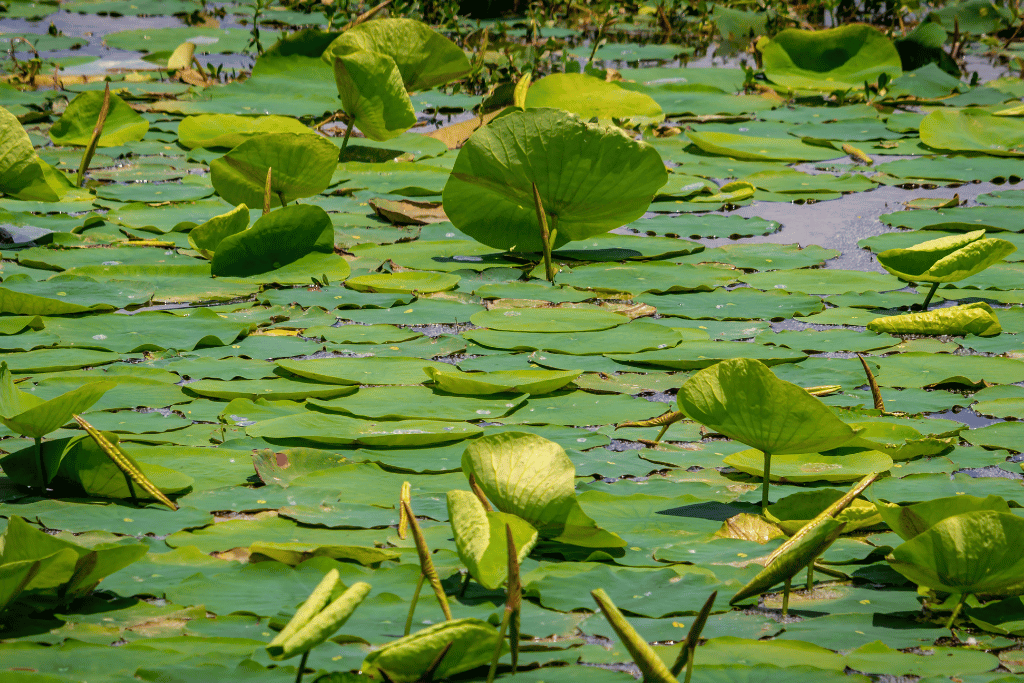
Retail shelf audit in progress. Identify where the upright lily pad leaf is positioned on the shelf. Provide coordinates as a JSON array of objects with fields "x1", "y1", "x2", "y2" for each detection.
[
  {"x1": 920, "y1": 108, "x2": 1024, "y2": 157},
  {"x1": 524, "y1": 73, "x2": 664, "y2": 123},
  {"x1": 0, "y1": 361, "x2": 113, "y2": 440},
  {"x1": 760, "y1": 25, "x2": 903, "y2": 91},
  {"x1": 211, "y1": 204, "x2": 335, "y2": 278},
  {"x1": 462, "y1": 432, "x2": 625, "y2": 549},
  {"x1": 49, "y1": 90, "x2": 149, "y2": 147},
  {"x1": 0, "y1": 516, "x2": 147, "y2": 599},
  {"x1": 888, "y1": 511, "x2": 1024, "y2": 599},
  {"x1": 679, "y1": 359, "x2": 859, "y2": 454},
  {"x1": 442, "y1": 108, "x2": 668, "y2": 253},
  {"x1": 323, "y1": 18, "x2": 471, "y2": 141},
  {"x1": 876, "y1": 230, "x2": 1016, "y2": 283},
  {"x1": 447, "y1": 490, "x2": 538, "y2": 590},
  {"x1": 178, "y1": 114, "x2": 313, "y2": 150},
  {"x1": 187, "y1": 204, "x2": 250, "y2": 259},
  {"x1": 679, "y1": 358, "x2": 859, "y2": 509},
  {"x1": 210, "y1": 132, "x2": 339, "y2": 209},
  {"x1": 362, "y1": 618, "x2": 505, "y2": 683},
  {"x1": 874, "y1": 494, "x2": 1011, "y2": 541},
  {"x1": 0, "y1": 552, "x2": 78, "y2": 613},
  {"x1": 0, "y1": 105, "x2": 74, "y2": 202},
  {"x1": 866, "y1": 302, "x2": 1002, "y2": 337}
]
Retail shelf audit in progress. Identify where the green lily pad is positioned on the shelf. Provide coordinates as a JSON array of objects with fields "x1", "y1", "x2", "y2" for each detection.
[
  {"x1": 277, "y1": 357, "x2": 450, "y2": 385},
  {"x1": 725, "y1": 449, "x2": 892, "y2": 483},
  {"x1": 761, "y1": 25, "x2": 903, "y2": 91},
  {"x1": 49, "y1": 90, "x2": 148, "y2": 148},
  {"x1": 184, "y1": 378, "x2": 357, "y2": 401},
  {"x1": 470, "y1": 307, "x2": 628, "y2": 333},
  {"x1": 876, "y1": 230, "x2": 1017, "y2": 283},
  {"x1": 345, "y1": 272, "x2": 459, "y2": 294},
  {"x1": 210, "y1": 133, "x2": 339, "y2": 209},
  {"x1": 211, "y1": 204, "x2": 336, "y2": 279},
  {"x1": 423, "y1": 367, "x2": 582, "y2": 395},
  {"x1": 247, "y1": 411, "x2": 482, "y2": 446},
  {"x1": 524, "y1": 73, "x2": 664, "y2": 123},
  {"x1": 685, "y1": 131, "x2": 841, "y2": 162},
  {"x1": 463, "y1": 431, "x2": 626, "y2": 548},
  {"x1": 442, "y1": 108, "x2": 667, "y2": 252},
  {"x1": 308, "y1": 386, "x2": 526, "y2": 421},
  {"x1": 920, "y1": 108, "x2": 1024, "y2": 157},
  {"x1": 177, "y1": 115, "x2": 314, "y2": 150}
]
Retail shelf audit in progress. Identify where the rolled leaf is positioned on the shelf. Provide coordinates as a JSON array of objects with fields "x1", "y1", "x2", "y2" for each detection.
[
  {"x1": 867, "y1": 302, "x2": 1002, "y2": 337},
  {"x1": 267, "y1": 568, "x2": 341, "y2": 658},
  {"x1": 278, "y1": 581, "x2": 371, "y2": 659},
  {"x1": 362, "y1": 618, "x2": 505, "y2": 683},
  {"x1": 591, "y1": 588, "x2": 679, "y2": 683}
]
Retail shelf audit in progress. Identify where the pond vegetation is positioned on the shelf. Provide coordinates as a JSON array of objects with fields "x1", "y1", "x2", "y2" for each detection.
[{"x1": 3, "y1": 0, "x2": 1024, "y2": 681}]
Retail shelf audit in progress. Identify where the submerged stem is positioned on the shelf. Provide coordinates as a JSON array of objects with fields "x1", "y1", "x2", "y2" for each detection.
[{"x1": 921, "y1": 281, "x2": 940, "y2": 311}]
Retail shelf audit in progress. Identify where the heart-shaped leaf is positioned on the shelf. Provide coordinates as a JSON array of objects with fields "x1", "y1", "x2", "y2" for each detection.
[
  {"x1": 447, "y1": 490, "x2": 538, "y2": 590},
  {"x1": 210, "y1": 132, "x2": 339, "y2": 209},
  {"x1": 211, "y1": 204, "x2": 335, "y2": 278},
  {"x1": 442, "y1": 108, "x2": 668, "y2": 253},
  {"x1": 876, "y1": 230, "x2": 1016, "y2": 283},
  {"x1": 49, "y1": 89, "x2": 149, "y2": 147},
  {"x1": 461, "y1": 431, "x2": 625, "y2": 548}
]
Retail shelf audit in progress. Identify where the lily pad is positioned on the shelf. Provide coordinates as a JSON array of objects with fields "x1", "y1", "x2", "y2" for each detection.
[
  {"x1": 725, "y1": 449, "x2": 893, "y2": 483},
  {"x1": 761, "y1": 25, "x2": 903, "y2": 92}
]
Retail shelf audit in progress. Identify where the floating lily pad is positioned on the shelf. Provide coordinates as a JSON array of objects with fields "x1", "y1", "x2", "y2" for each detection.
[{"x1": 725, "y1": 449, "x2": 893, "y2": 483}]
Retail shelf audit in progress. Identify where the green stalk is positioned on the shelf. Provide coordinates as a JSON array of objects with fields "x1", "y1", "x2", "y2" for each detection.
[
  {"x1": 485, "y1": 609, "x2": 510, "y2": 683},
  {"x1": 920, "y1": 281, "x2": 940, "y2": 311},
  {"x1": 76, "y1": 81, "x2": 110, "y2": 188},
  {"x1": 670, "y1": 590, "x2": 716, "y2": 681},
  {"x1": 946, "y1": 593, "x2": 968, "y2": 630},
  {"x1": 34, "y1": 436, "x2": 45, "y2": 490},
  {"x1": 404, "y1": 574, "x2": 425, "y2": 636},
  {"x1": 263, "y1": 167, "x2": 272, "y2": 216},
  {"x1": 782, "y1": 576, "x2": 791, "y2": 617},
  {"x1": 294, "y1": 650, "x2": 309, "y2": 683},
  {"x1": 806, "y1": 560, "x2": 814, "y2": 592},
  {"x1": 531, "y1": 182, "x2": 555, "y2": 283},
  {"x1": 402, "y1": 498, "x2": 452, "y2": 621},
  {"x1": 761, "y1": 451, "x2": 772, "y2": 512},
  {"x1": 339, "y1": 118, "x2": 355, "y2": 157}
]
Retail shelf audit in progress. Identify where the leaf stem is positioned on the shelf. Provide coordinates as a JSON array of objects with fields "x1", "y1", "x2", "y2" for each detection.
[
  {"x1": 806, "y1": 560, "x2": 815, "y2": 592},
  {"x1": 77, "y1": 81, "x2": 110, "y2": 188},
  {"x1": 340, "y1": 117, "x2": 355, "y2": 157},
  {"x1": 263, "y1": 167, "x2": 272, "y2": 216},
  {"x1": 946, "y1": 593, "x2": 968, "y2": 630},
  {"x1": 782, "y1": 576, "x2": 791, "y2": 617},
  {"x1": 404, "y1": 574, "x2": 425, "y2": 636},
  {"x1": 35, "y1": 436, "x2": 45, "y2": 490},
  {"x1": 921, "y1": 281, "x2": 940, "y2": 311},
  {"x1": 294, "y1": 650, "x2": 309, "y2": 683},
  {"x1": 761, "y1": 451, "x2": 772, "y2": 513},
  {"x1": 531, "y1": 182, "x2": 555, "y2": 283},
  {"x1": 123, "y1": 471, "x2": 138, "y2": 507}
]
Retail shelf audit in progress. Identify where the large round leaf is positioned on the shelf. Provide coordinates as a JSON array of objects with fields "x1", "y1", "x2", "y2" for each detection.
[
  {"x1": 1, "y1": 105, "x2": 74, "y2": 202},
  {"x1": 524, "y1": 73, "x2": 664, "y2": 123},
  {"x1": 920, "y1": 108, "x2": 1024, "y2": 157},
  {"x1": 210, "y1": 132, "x2": 339, "y2": 209},
  {"x1": 49, "y1": 90, "x2": 149, "y2": 147},
  {"x1": 442, "y1": 108, "x2": 668, "y2": 252},
  {"x1": 210, "y1": 204, "x2": 334, "y2": 278},
  {"x1": 462, "y1": 431, "x2": 625, "y2": 548},
  {"x1": 761, "y1": 25, "x2": 903, "y2": 91},
  {"x1": 323, "y1": 18, "x2": 470, "y2": 142},
  {"x1": 724, "y1": 448, "x2": 892, "y2": 483},
  {"x1": 876, "y1": 230, "x2": 1017, "y2": 283},
  {"x1": 323, "y1": 18, "x2": 471, "y2": 92},
  {"x1": 177, "y1": 114, "x2": 313, "y2": 150},
  {"x1": 677, "y1": 358, "x2": 858, "y2": 455},
  {"x1": 333, "y1": 50, "x2": 416, "y2": 142},
  {"x1": 888, "y1": 511, "x2": 1024, "y2": 598},
  {"x1": 874, "y1": 494, "x2": 1011, "y2": 541}
]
